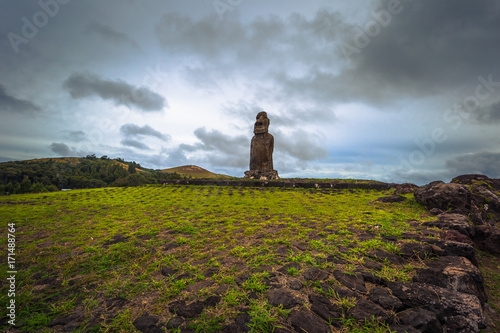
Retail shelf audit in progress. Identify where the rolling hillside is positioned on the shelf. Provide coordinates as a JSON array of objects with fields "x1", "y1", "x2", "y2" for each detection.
[{"x1": 161, "y1": 165, "x2": 232, "y2": 179}]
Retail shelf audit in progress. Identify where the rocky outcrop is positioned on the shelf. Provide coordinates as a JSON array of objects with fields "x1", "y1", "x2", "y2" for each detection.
[{"x1": 415, "y1": 174, "x2": 500, "y2": 226}]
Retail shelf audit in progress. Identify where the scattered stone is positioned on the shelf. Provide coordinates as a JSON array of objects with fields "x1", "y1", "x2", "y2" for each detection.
[
  {"x1": 396, "y1": 308, "x2": 442, "y2": 333},
  {"x1": 204, "y1": 267, "x2": 219, "y2": 277},
  {"x1": 375, "y1": 195, "x2": 406, "y2": 203},
  {"x1": 202, "y1": 295, "x2": 221, "y2": 308},
  {"x1": 103, "y1": 234, "x2": 128, "y2": 247},
  {"x1": 414, "y1": 181, "x2": 471, "y2": 213},
  {"x1": 443, "y1": 315, "x2": 481, "y2": 333},
  {"x1": 399, "y1": 242, "x2": 434, "y2": 259},
  {"x1": 288, "y1": 309, "x2": 331, "y2": 333},
  {"x1": 394, "y1": 183, "x2": 419, "y2": 195},
  {"x1": 303, "y1": 267, "x2": 329, "y2": 281},
  {"x1": 414, "y1": 256, "x2": 486, "y2": 304},
  {"x1": 132, "y1": 314, "x2": 163, "y2": 333},
  {"x1": 438, "y1": 241, "x2": 478, "y2": 266},
  {"x1": 362, "y1": 258, "x2": 383, "y2": 271},
  {"x1": 347, "y1": 298, "x2": 390, "y2": 322},
  {"x1": 389, "y1": 324, "x2": 420, "y2": 333},
  {"x1": 386, "y1": 282, "x2": 485, "y2": 329},
  {"x1": 268, "y1": 289, "x2": 299, "y2": 309},
  {"x1": 329, "y1": 285, "x2": 360, "y2": 300},
  {"x1": 48, "y1": 314, "x2": 78, "y2": 327},
  {"x1": 360, "y1": 271, "x2": 384, "y2": 285},
  {"x1": 430, "y1": 207, "x2": 443, "y2": 215},
  {"x1": 333, "y1": 270, "x2": 366, "y2": 293},
  {"x1": 166, "y1": 317, "x2": 184, "y2": 330},
  {"x1": 164, "y1": 242, "x2": 180, "y2": 252},
  {"x1": 278, "y1": 262, "x2": 301, "y2": 274},
  {"x1": 368, "y1": 249, "x2": 405, "y2": 265},
  {"x1": 422, "y1": 212, "x2": 473, "y2": 238},
  {"x1": 186, "y1": 280, "x2": 214, "y2": 293},
  {"x1": 288, "y1": 278, "x2": 303, "y2": 291},
  {"x1": 443, "y1": 229, "x2": 474, "y2": 244},
  {"x1": 169, "y1": 300, "x2": 204, "y2": 318},
  {"x1": 368, "y1": 286, "x2": 403, "y2": 311},
  {"x1": 308, "y1": 294, "x2": 341, "y2": 326},
  {"x1": 474, "y1": 225, "x2": 500, "y2": 254}
]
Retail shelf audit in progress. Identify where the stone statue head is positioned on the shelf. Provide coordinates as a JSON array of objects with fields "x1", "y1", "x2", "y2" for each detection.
[{"x1": 254, "y1": 111, "x2": 270, "y2": 135}]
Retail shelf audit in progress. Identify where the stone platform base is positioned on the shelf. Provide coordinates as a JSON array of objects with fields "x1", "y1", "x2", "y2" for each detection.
[{"x1": 244, "y1": 170, "x2": 279, "y2": 180}]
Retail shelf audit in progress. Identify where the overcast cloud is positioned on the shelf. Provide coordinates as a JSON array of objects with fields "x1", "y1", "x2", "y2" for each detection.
[
  {"x1": 1, "y1": 0, "x2": 499, "y2": 184},
  {"x1": 63, "y1": 72, "x2": 167, "y2": 112}
]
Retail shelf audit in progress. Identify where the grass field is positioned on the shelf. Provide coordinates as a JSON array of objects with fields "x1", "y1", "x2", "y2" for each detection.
[{"x1": 0, "y1": 185, "x2": 497, "y2": 332}]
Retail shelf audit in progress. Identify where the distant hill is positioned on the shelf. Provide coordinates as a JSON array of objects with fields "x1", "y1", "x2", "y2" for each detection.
[
  {"x1": 161, "y1": 165, "x2": 232, "y2": 179},
  {"x1": 0, "y1": 155, "x2": 181, "y2": 195}
]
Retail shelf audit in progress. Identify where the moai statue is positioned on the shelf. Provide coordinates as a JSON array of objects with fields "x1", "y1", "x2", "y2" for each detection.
[{"x1": 244, "y1": 112, "x2": 279, "y2": 180}]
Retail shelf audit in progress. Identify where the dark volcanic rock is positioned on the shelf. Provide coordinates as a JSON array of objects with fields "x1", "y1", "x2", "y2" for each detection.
[
  {"x1": 268, "y1": 289, "x2": 299, "y2": 309},
  {"x1": 288, "y1": 309, "x2": 331, "y2": 333},
  {"x1": 347, "y1": 298, "x2": 390, "y2": 322},
  {"x1": 368, "y1": 286, "x2": 403, "y2": 311},
  {"x1": 132, "y1": 314, "x2": 163, "y2": 333},
  {"x1": 166, "y1": 317, "x2": 184, "y2": 330},
  {"x1": 386, "y1": 282, "x2": 485, "y2": 329},
  {"x1": 375, "y1": 195, "x2": 406, "y2": 203},
  {"x1": 399, "y1": 242, "x2": 434, "y2": 259},
  {"x1": 417, "y1": 175, "x2": 500, "y2": 226},
  {"x1": 443, "y1": 229, "x2": 474, "y2": 244},
  {"x1": 160, "y1": 266, "x2": 178, "y2": 277},
  {"x1": 474, "y1": 225, "x2": 500, "y2": 254},
  {"x1": 396, "y1": 308, "x2": 442, "y2": 333},
  {"x1": 394, "y1": 183, "x2": 419, "y2": 195},
  {"x1": 422, "y1": 212, "x2": 474, "y2": 238},
  {"x1": 389, "y1": 324, "x2": 420, "y2": 333},
  {"x1": 169, "y1": 300, "x2": 204, "y2": 318},
  {"x1": 414, "y1": 181, "x2": 472, "y2": 213},
  {"x1": 48, "y1": 314, "x2": 79, "y2": 328},
  {"x1": 436, "y1": 241, "x2": 478, "y2": 266},
  {"x1": 303, "y1": 267, "x2": 329, "y2": 281},
  {"x1": 308, "y1": 294, "x2": 341, "y2": 325},
  {"x1": 333, "y1": 270, "x2": 366, "y2": 293},
  {"x1": 103, "y1": 234, "x2": 128, "y2": 247}
]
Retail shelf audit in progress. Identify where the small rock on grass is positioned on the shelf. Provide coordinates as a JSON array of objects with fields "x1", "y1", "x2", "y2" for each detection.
[
  {"x1": 132, "y1": 314, "x2": 163, "y2": 333},
  {"x1": 288, "y1": 309, "x2": 331, "y2": 333},
  {"x1": 268, "y1": 289, "x2": 300, "y2": 309}
]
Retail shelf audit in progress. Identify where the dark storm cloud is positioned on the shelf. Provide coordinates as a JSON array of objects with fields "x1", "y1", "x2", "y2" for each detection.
[
  {"x1": 120, "y1": 139, "x2": 150, "y2": 150},
  {"x1": 275, "y1": 130, "x2": 328, "y2": 161},
  {"x1": 50, "y1": 143, "x2": 79, "y2": 157},
  {"x1": 85, "y1": 21, "x2": 140, "y2": 49},
  {"x1": 155, "y1": 9, "x2": 347, "y2": 68},
  {"x1": 120, "y1": 124, "x2": 169, "y2": 141},
  {"x1": 338, "y1": 0, "x2": 500, "y2": 101},
  {"x1": 475, "y1": 102, "x2": 500, "y2": 124},
  {"x1": 0, "y1": 84, "x2": 40, "y2": 115},
  {"x1": 446, "y1": 151, "x2": 500, "y2": 178},
  {"x1": 65, "y1": 131, "x2": 87, "y2": 142},
  {"x1": 158, "y1": 1, "x2": 500, "y2": 106},
  {"x1": 176, "y1": 127, "x2": 248, "y2": 168},
  {"x1": 63, "y1": 72, "x2": 167, "y2": 112}
]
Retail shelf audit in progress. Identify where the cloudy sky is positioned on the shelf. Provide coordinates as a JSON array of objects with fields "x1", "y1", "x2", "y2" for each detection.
[{"x1": 1, "y1": 0, "x2": 500, "y2": 184}]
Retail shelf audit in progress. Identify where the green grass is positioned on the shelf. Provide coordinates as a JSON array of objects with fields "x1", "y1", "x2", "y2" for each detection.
[{"x1": 0, "y1": 184, "x2": 462, "y2": 332}]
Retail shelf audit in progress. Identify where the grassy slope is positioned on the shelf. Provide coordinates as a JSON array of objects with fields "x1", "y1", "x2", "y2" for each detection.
[
  {"x1": 0, "y1": 185, "x2": 498, "y2": 332},
  {"x1": 161, "y1": 165, "x2": 232, "y2": 179},
  {"x1": 7, "y1": 157, "x2": 145, "y2": 172}
]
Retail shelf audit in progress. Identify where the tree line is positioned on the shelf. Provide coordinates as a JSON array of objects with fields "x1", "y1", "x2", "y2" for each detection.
[{"x1": 0, "y1": 155, "x2": 182, "y2": 195}]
